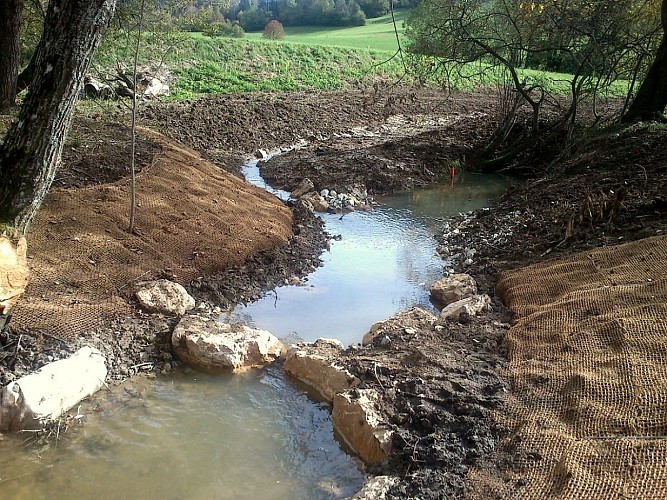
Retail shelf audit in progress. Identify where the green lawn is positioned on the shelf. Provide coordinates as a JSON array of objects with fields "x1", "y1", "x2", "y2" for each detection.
[{"x1": 244, "y1": 10, "x2": 410, "y2": 52}]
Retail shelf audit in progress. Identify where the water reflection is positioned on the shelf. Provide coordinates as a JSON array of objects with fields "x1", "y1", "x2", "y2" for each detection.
[{"x1": 229, "y1": 170, "x2": 512, "y2": 345}]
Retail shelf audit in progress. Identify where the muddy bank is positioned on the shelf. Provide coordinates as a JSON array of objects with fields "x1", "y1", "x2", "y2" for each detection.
[{"x1": 3, "y1": 83, "x2": 665, "y2": 499}]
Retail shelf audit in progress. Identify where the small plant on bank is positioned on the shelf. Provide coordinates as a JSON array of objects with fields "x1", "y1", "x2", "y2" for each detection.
[{"x1": 263, "y1": 20, "x2": 285, "y2": 41}]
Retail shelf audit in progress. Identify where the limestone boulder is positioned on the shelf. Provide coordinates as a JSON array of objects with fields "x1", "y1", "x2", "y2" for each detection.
[
  {"x1": 135, "y1": 279, "x2": 195, "y2": 316},
  {"x1": 332, "y1": 389, "x2": 392, "y2": 464},
  {"x1": 172, "y1": 315, "x2": 284, "y2": 372},
  {"x1": 291, "y1": 178, "x2": 315, "y2": 198},
  {"x1": 440, "y1": 294, "x2": 492, "y2": 321},
  {"x1": 0, "y1": 346, "x2": 107, "y2": 431},
  {"x1": 301, "y1": 192, "x2": 330, "y2": 212},
  {"x1": 351, "y1": 476, "x2": 400, "y2": 499},
  {"x1": 141, "y1": 77, "x2": 169, "y2": 98},
  {"x1": 430, "y1": 273, "x2": 478, "y2": 305},
  {"x1": 0, "y1": 236, "x2": 29, "y2": 317},
  {"x1": 363, "y1": 307, "x2": 437, "y2": 346},
  {"x1": 284, "y1": 338, "x2": 360, "y2": 402}
]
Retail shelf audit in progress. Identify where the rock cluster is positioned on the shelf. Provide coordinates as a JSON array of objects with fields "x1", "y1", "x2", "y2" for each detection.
[
  {"x1": 429, "y1": 274, "x2": 492, "y2": 320},
  {"x1": 290, "y1": 178, "x2": 371, "y2": 213}
]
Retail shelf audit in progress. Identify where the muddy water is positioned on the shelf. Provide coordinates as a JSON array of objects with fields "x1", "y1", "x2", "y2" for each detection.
[
  {"x1": 0, "y1": 160, "x2": 510, "y2": 500},
  {"x1": 0, "y1": 367, "x2": 363, "y2": 499}
]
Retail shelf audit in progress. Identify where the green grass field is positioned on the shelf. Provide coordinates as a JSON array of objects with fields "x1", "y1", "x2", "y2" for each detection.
[
  {"x1": 244, "y1": 10, "x2": 409, "y2": 52},
  {"x1": 95, "y1": 9, "x2": 629, "y2": 100},
  {"x1": 164, "y1": 35, "x2": 404, "y2": 99}
]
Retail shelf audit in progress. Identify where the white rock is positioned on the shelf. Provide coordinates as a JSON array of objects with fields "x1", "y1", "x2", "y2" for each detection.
[
  {"x1": 351, "y1": 476, "x2": 400, "y2": 499},
  {"x1": 429, "y1": 273, "x2": 478, "y2": 305},
  {"x1": 332, "y1": 389, "x2": 392, "y2": 464},
  {"x1": 172, "y1": 316, "x2": 284, "y2": 372},
  {"x1": 142, "y1": 77, "x2": 169, "y2": 98},
  {"x1": 284, "y1": 340, "x2": 359, "y2": 401},
  {"x1": 135, "y1": 279, "x2": 195, "y2": 316},
  {"x1": 320, "y1": 189, "x2": 330, "y2": 197},
  {"x1": 0, "y1": 346, "x2": 107, "y2": 431},
  {"x1": 440, "y1": 294, "x2": 491, "y2": 321},
  {"x1": 0, "y1": 236, "x2": 29, "y2": 315},
  {"x1": 363, "y1": 307, "x2": 437, "y2": 346},
  {"x1": 291, "y1": 178, "x2": 315, "y2": 198}
]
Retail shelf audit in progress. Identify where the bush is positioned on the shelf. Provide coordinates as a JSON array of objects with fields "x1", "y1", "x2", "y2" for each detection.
[
  {"x1": 203, "y1": 19, "x2": 245, "y2": 38},
  {"x1": 263, "y1": 20, "x2": 285, "y2": 40}
]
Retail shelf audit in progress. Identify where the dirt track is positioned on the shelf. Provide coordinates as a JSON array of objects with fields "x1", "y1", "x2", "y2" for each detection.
[{"x1": 1, "y1": 84, "x2": 666, "y2": 498}]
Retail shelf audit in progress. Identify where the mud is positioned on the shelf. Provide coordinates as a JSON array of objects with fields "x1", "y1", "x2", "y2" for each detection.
[{"x1": 2, "y1": 83, "x2": 666, "y2": 498}]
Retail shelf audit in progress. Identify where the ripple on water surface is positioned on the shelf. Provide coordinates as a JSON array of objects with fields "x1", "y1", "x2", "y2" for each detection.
[{"x1": 0, "y1": 367, "x2": 364, "y2": 499}]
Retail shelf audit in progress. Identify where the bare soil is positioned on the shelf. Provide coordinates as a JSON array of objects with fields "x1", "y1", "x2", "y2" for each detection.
[{"x1": 2, "y1": 84, "x2": 666, "y2": 498}]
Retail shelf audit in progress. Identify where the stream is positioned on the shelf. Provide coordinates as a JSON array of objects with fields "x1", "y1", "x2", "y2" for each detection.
[{"x1": 0, "y1": 158, "x2": 511, "y2": 500}]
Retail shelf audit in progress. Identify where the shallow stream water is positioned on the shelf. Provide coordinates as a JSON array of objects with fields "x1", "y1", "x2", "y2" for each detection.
[{"x1": 0, "y1": 159, "x2": 511, "y2": 500}]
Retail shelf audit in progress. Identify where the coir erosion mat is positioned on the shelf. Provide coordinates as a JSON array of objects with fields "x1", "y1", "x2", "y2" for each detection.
[
  {"x1": 470, "y1": 235, "x2": 667, "y2": 498},
  {"x1": 9, "y1": 129, "x2": 292, "y2": 341}
]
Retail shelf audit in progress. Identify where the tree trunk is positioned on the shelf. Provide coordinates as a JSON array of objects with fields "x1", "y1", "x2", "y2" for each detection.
[
  {"x1": 623, "y1": 0, "x2": 667, "y2": 121},
  {"x1": 0, "y1": 0, "x2": 117, "y2": 236},
  {"x1": 0, "y1": 0, "x2": 23, "y2": 112}
]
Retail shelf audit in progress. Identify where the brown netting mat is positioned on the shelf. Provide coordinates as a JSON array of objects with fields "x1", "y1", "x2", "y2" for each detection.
[
  {"x1": 9, "y1": 128, "x2": 292, "y2": 341},
  {"x1": 470, "y1": 235, "x2": 667, "y2": 498}
]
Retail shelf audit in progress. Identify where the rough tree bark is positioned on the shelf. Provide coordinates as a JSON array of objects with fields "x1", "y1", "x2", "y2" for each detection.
[
  {"x1": 0, "y1": 0, "x2": 24, "y2": 112},
  {"x1": 624, "y1": 0, "x2": 667, "y2": 121},
  {"x1": 0, "y1": 0, "x2": 117, "y2": 319},
  {"x1": 0, "y1": 0, "x2": 117, "y2": 236}
]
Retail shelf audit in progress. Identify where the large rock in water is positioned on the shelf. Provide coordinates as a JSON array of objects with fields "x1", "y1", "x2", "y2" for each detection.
[
  {"x1": 430, "y1": 273, "x2": 478, "y2": 305},
  {"x1": 172, "y1": 315, "x2": 284, "y2": 372},
  {"x1": 0, "y1": 346, "x2": 107, "y2": 431},
  {"x1": 284, "y1": 338, "x2": 360, "y2": 401},
  {"x1": 332, "y1": 388, "x2": 392, "y2": 464},
  {"x1": 135, "y1": 279, "x2": 195, "y2": 316},
  {"x1": 291, "y1": 178, "x2": 315, "y2": 198}
]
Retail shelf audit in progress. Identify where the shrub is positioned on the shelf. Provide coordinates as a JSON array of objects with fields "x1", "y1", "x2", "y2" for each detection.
[
  {"x1": 203, "y1": 19, "x2": 245, "y2": 38},
  {"x1": 263, "y1": 20, "x2": 285, "y2": 40}
]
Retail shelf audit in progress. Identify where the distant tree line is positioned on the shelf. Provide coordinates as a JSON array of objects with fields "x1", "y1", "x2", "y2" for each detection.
[{"x1": 178, "y1": 0, "x2": 418, "y2": 32}]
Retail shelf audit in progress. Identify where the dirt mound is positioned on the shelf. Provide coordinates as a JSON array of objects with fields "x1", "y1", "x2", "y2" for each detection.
[
  {"x1": 9, "y1": 129, "x2": 292, "y2": 343},
  {"x1": 261, "y1": 110, "x2": 497, "y2": 195},
  {"x1": 139, "y1": 86, "x2": 497, "y2": 174},
  {"x1": 469, "y1": 235, "x2": 667, "y2": 497}
]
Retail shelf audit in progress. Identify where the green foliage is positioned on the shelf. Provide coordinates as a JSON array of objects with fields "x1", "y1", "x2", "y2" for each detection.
[
  {"x1": 244, "y1": 9, "x2": 410, "y2": 52},
  {"x1": 203, "y1": 20, "x2": 245, "y2": 38},
  {"x1": 357, "y1": 0, "x2": 390, "y2": 18},
  {"x1": 263, "y1": 20, "x2": 286, "y2": 40},
  {"x1": 406, "y1": 0, "x2": 660, "y2": 111},
  {"x1": 238, "y1": 7, "x2": 273, "y2": 31}
]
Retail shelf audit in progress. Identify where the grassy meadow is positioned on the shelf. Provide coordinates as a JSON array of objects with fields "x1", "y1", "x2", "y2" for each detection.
[
  {"x1": 243, "y1": 10, "x2": 409, "y2": 52},
  {"x1": 94, "y1": 8, "x2": 629, "y2": 100}
]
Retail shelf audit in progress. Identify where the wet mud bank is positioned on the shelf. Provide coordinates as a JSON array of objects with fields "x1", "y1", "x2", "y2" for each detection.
[{"x1": 2, "y1": 83, "x2": 665, "y2": 498}]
